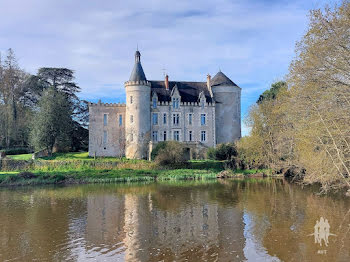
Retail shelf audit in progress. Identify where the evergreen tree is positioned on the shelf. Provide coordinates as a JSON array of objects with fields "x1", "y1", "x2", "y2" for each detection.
[
  {"x1": 30, "y1": 87, "x2": 72, "y2": 155},
  {"x1": 257, "y1": 81, "x2": 287, "y2": 104},
  {"x1": 0, "y1": 48, "x2": 30, "y2": 148},
  {"x1": 27, "y1": 67, "x2": 88, "y2": 151}
]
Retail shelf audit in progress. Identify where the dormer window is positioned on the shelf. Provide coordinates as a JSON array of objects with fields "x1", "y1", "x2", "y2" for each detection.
[
  {"x1": 153, "y1": 97, "x2": 157, "y2": 108},
  {"x1": 172, "y1": 97, "x2": 179, "y2": 109},
  {"x1": 171, "y1": 85, "x2": 181, "y2": 109},
  {"x1": 199, "y1": 91, "x2": 206, "y2": 109},
  {"x1": 152, "y1": 93, "x2": 158, "y2": 109}
]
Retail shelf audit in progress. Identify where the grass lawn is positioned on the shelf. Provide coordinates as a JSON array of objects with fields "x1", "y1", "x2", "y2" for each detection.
[
  {"x1": 40, "y1": 152, "x2": 91, "y2": 160},
  {"x1": 6, "y1": 154, "x2": 32, "y2": 161},
  {"x1": 0, "y1": 168, "x2": 219, "y2": 186},
  {"x1": 0, "y1": 171, "x2": 19, "y2": 175},
  {"x1": 7, "y1": 152, "x2": 129, "y2": 161},
  {"x1": 6, "y1": 152, "x2": 92, "y2": 161},
  {"x1": 1, "y1": 151, "x2": 272, "y2": 186}
]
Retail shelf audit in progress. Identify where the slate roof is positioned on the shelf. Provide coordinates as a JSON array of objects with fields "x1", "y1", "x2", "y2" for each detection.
[
  {"x1": 211, "y1": 71, "x2": 238, "y2": 87},
  {"x1": 129, "y1": 51, "x2": 147, "y2": 81},
  {"x1": 127, "y1": 50, "x2": 238, "y2": 102},
  {"x1": 150, "y1": 81, "x2": 214, "y2": 103},
  {"x1": 129, "y1": 62, "x2": 147, "y2": 81}
]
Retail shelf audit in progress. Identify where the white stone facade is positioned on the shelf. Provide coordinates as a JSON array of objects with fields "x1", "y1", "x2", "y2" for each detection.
[
  {"x1": 124, "y1": 80, "x2": 151, "y2": 159},
  {"x1": 150, "y1": 100, "x2": 216, "y2": 148},
  {"x1": 88, "y1": 102, "x2": 125, "y2": 157},
  {"x1": 88, "y1": 51, "x2": 241, "y2": 159}
]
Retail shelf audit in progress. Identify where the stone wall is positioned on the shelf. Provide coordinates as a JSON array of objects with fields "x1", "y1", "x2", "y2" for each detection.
[
  {"x1": 0, "y1": 159, "x2": 33, "y2": 171},
  {"x1": 212, "y1": 85, "x2": 241, "y2": 143},
  {"x1": 88, "y1": 102, "x2": 126, "y2": 157},
  {"x1": 32, "y1": 149, "x2": 49, "y2": 159},
  {"x1": 124, "y1": 81, "x2": 151, "y2": 159}
]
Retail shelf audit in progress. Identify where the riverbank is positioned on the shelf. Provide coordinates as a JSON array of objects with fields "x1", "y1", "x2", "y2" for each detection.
[{"x1": 0, "y1": 152, "x2": 273, "y2": 186}]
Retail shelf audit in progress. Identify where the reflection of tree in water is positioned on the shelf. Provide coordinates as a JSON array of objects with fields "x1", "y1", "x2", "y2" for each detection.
[
  {"x1": 1, "y1": 180, "x2": 349, "y2": 262},
  {"x1": 0, "y1": 187, "x2": 87, "y2": 261},
  {"x1": 234, "y1": 179, "x2": 350, "y2": 261}
]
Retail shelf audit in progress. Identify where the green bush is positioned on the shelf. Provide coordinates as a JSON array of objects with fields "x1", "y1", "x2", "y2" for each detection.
[
  {"x1": 153, "y1": 141, "x2": 187, "y2": 166},
  {"x1": 0, "y1": 148, "x2": 31, "y2": 155},
  {"x1": 207, "y1": 147, "x2": 216, "y2": 160},
  {"x1": 207, "y1": 143, "x2": 238, "y2": 160},
  {"x1": 151, "y1": 141, "x2": 168, "y2": 160}
]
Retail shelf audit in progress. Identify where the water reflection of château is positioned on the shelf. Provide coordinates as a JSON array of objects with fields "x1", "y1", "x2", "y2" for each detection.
[{"x1": 85, "y1": 184, "x2": 245, "y2": 261}]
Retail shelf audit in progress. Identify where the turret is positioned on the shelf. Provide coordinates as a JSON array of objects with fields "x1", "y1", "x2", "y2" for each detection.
[
  {"x1": 211, "y1": 71, "x2": 241, "y2": 144},
  {"x1": 124, "y1": 50, "x2": 151, "y2": 159}
]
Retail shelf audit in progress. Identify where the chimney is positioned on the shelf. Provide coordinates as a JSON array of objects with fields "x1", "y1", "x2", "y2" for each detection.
[
  {"x1": 165, "y1": 74, "x2": 169, "y2": 90},
  {"x1": 207, "y1": 74, "x2": 213, "y2": 97}
]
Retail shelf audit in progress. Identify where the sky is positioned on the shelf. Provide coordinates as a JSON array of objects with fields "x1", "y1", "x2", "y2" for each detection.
[{"x1": 0, "y1": 0, "x2": 337, "y2": 135}]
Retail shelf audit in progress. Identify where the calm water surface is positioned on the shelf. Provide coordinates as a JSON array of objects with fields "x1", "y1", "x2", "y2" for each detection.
[{"x1": 0, "y1": 179, "x2": 349, "y2": 262}]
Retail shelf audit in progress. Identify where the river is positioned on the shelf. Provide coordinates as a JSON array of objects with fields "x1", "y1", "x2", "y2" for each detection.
[{"x1": 0, "y1": 178, "x2": 349, "y2": 261}]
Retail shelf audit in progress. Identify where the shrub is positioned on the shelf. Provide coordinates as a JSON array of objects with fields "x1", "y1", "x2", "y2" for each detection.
[
  {"x1": 0, "y1": 148, "x2": 31, "y2": 155},
  {"x1": 207, "y1": 143, "x2": 238, "y2": 160},
  {"x1": 151, "y1": 141, "x2": 168, "y2": 161},
  {"x1": 207, "y1": 147, "x2": 216, "y2": 160},
  {"x1": 18, "y1": 172, "x2": 38, "y2": 179},
  {"x1": 153, "y1": 141, "x2": 187, "y2": 166}
]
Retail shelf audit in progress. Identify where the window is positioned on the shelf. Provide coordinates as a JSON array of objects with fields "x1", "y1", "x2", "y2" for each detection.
[
  {"x1": 152, "y1": 113, "x2": 158, "y2": 125},
  {"x1": 119, "y1": 115, "x2": 123, "y2": 126},
  {"x1": 103, "y1": 130, "x2": 107, "y2": 144},
  {"x1": 173, "y1": 113, "x2": 179, "y2": 126},
  {"x1": 172, "y1": 97, "x2": 179, "y2": 109},
  {"x1": 201, "y1": 114, "x2": 206, "y2": 126},
  {"x1": 188, "y1": 114, "x2": 193, "y2": 125},
  {"x1": 201, "y1": 131, "x2": 206, "y2": 142},
  {"x1": 130, "y1": 133, "x2": 134, "y2": 142},
  {"x1": 130, "y1": 96, "x2": 133, "y2": 104},
  {"x1": 103, "y1": 114, "x2": 108, "y2": 126},
  {"x1": 153, "y1": 97, "x2": 157, "y2": 108},
  {"x1": 163, "y1": 113, "x2": 167, "y2": 124},
  {"x1": 189, "y1": 131, "x2": 193, "y2": 141},
  {"x1": 174, "y1": 131, "x2": 180, "y2": 141},
  {"x1": 152, "y1": 131, "x2": 158, "y2": 142},
  {"x1": 163, "y1": 131, "x2": 167, "y2": 141},
  {"x1": 130, "y1": 115, "x2": 134, "y2": 123}
]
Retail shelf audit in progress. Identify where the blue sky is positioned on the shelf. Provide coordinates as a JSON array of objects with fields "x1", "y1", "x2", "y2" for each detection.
[{"x1": 0, "y1": 0, "x2": 337, "y2": 135}]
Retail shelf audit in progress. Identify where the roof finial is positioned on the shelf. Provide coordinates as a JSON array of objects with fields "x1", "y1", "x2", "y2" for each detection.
[
  {"x1": 135, "y1": 48, "x2": 141, "y2": 63},
  {"x1": 130, "y1": 50, "x2": 146, "y2": 81}
]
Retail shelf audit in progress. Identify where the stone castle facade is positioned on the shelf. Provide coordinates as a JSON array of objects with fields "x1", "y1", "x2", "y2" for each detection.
[{"x1": 89, "y1": 51, "x2": 241, "y2": 159}]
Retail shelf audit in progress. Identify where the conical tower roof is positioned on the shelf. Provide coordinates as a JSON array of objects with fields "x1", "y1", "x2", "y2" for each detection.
[
  {"x1": 211, "y1": 71, "x2": 237, "y2": 87},
  {"x1": 129, "y1": 50, "x2": 147, "y2": 81}
]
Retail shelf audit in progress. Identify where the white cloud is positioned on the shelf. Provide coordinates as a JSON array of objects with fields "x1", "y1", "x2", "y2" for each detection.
[{"x1": 0, "y1": 0, "x2": 337, "y2": 128}]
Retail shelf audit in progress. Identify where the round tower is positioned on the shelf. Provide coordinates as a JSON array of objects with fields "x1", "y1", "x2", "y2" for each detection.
[
  {"x1": 124, "y1": 51, "x2": 151, "y2": 159},
  {"x1": 211, "y1": 71, "x2": 241, "y2": 144}
]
